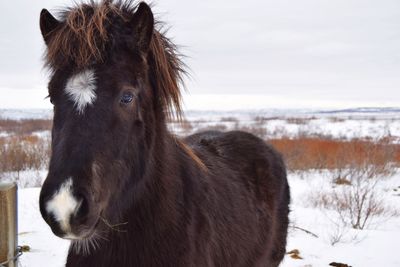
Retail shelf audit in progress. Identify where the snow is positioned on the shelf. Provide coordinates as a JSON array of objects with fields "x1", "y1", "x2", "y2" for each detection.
[
  {"x1": 283, "y1": 221, "x2": 400, "y2": 267},
  {"x1": 1, "y1": 108, "x2": 400, "y2": 266},
  {"x1": 281, "y1": 171, "x2": 400, "y2": 267},
  {"x1": 0, "y1": 169, "x2": 47, "y2": 189},
  {"x1": 0, "y1": 109, "x2": 52, "y2": 120},
  {"x1": 18, "y1": 188, "x2": 69, "y2": 267},
  {"x1": 14, "y1": 171, "x2": 400, "y2": 267},
  {"x1": 175, "y1": 109, "x2": 400, "y2": 141}
]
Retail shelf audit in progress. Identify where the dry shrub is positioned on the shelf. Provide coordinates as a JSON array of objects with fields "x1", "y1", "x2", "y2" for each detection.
[
  {"x1": 285, "y1": 117, "x2": 310, "y2": 125},
  {"x1": 255, "y1": 116, "x2": 281, "y2": 121},
  {"x1": 270, "y1": 137, "x2": 399, "y2": 172},
  {"x1": 394, "y1": 147, "x2": 400, "y2": 165},
  {"x1": 173, "y1": 116, "x2": 269, "y2": 139},
  {"x1": 270, "y1": 137, "x2": 336, "y2": 171},
  {"x1": 306, "y1": 142, "x2": 399, "y2": 236},
  {"x1": 309, "y1": 174, "x2": 399, "y2": 230},
  {"x1": 232, "y1": 120, "x2": 268, "y2": 139},
  {"x1": 0, "y1": 135, "x2": 50, "y2": 176},
  {"x1": 0, "y1": 119, "x2": 52, "y2": 135},
  {"x1": 328, "y1": 117, "x2": 346, "y2": 123},
  {"x1": 220, "y1": 117, "x2": 239, "y2": 123},
  {"x1": 172, "y1": 118, "x2": 399, "y2": 173},
  {"x1": 200, "y1": 124, "x2": 227, "y2": 132},
  {"x1": 234, "y1": 124, "x2": 267, "y2": 139},
  {"x1": 333, "y1": 177, "x2": 352, "y2": 186}
]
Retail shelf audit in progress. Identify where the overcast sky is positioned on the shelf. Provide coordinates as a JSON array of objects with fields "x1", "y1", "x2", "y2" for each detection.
[{"x1": 0, "y1": 0, "x2": 399, "y2": 109}]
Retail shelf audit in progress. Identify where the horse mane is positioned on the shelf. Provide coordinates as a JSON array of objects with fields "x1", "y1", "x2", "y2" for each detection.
[
  {"x1": 175, "y1": 138, "x2": 208, "y2": 172},
  {"x1": 44, "y1": 0, "x2": 185, "y2": 119}
]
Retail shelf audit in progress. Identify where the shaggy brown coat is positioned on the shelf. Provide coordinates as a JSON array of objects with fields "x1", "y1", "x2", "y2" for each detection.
[{"x1": 38, "y1": 1, "x2": 290, "y2": 266}]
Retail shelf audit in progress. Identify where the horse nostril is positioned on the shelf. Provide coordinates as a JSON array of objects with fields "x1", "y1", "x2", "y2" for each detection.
[
  {"x1": 78, "y1": 195, "x2": 88, "y2": 215},
  {"x1": 71, "y1": 193, "x2": 90, "y2": 224}
]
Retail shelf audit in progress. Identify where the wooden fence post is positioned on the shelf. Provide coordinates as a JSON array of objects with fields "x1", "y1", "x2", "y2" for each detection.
[{"x1": 0, "y1": 183, "x2": 17, "y2": 267}]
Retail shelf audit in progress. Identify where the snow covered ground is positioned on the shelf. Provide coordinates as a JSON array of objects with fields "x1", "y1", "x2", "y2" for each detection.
[
  {"x1": 282, "y1": 171, "x2": 400, "y2": 267},
  {"x1": 15, "y1": 170, "x2": 400, "y2": 267},
  {"x1": 181, "y1": 114, "x2": 400, "y2": 141},
  {"x1": 1, "y1": 107, "x2": 399, "y2": 266},
  {"x1": 18, "y1": 187, "x2": 70, "y2": 267},
  {"x1": 2, "y1": 107, "x2": 400, "y2": 141}
]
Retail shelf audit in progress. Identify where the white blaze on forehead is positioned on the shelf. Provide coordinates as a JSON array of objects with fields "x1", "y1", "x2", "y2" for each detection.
[
  {"x1": 46, "y1": 178, "x2": 81, "y2": 233},
  {"x1": 65, "y1": 69, "x2": 97, "y2": 114}
]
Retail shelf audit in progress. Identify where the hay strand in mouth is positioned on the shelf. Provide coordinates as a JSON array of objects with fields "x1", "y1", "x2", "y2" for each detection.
[{"x1": 100, "y1": 216, "x2": 128, "y2": 233}]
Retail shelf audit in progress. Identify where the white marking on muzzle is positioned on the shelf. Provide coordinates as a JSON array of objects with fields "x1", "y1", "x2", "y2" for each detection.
[
  {"x1": 65, "y1": 69, "x2": 97, "y2": 114},
  {"x1": 46, "y1": 178, "x2": 81, "y2": 233}
]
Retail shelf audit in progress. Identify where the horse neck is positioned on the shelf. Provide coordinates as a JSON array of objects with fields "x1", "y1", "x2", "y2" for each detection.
[
  {"x1": 125, "y1": 114, "x2": 183, "y2": 219},
  {"x1": 78, "y1": 120, "x2": 197, "y2": 265}
]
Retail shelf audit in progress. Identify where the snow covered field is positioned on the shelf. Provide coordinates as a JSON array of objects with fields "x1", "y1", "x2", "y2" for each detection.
[
  {"x1": 179, "y1": 109, "x2": 400, "y2": 141},
  {"x1": 2, "y1": 107, "x2": 400, "y2": 141},
  {"x1": 1, "y1": 107, "x2": 400, "y2": 266},
  {"x1": 16, "y1": 170, "x2": 400, "y2": 267},
  {"x1": 283, "y1": 171, "x2": 400, "y2": 267}
]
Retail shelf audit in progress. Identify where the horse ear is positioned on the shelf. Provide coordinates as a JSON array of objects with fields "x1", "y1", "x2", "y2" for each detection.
[
  {"x1": 40, "y1": 9, "x2": 60, "y2": 45},
  {"x1": 129, "y1": 2, "x2": 154, "y2": 52}
]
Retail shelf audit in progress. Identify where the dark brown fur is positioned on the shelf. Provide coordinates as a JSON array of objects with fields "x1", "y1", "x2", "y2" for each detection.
[
  {"x1": 43, "y1": 0, "x2": 184, "y2": 119},
  {"x1": 38, "y1": 1, "x2": 290, "y2": 266}
]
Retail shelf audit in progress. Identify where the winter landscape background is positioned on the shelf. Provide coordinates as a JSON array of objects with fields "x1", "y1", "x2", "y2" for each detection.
[
  {"x1": 1, "y1": 107, "x2": 399, "y2": 266},
  {"x1": 1, "y1": 0, "x2": 400, "y2": 266}
]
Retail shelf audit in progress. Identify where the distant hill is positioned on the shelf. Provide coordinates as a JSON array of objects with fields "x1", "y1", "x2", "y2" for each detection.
[{"x1": 318, "y1": 107, "x2": 400, "y2": 114}]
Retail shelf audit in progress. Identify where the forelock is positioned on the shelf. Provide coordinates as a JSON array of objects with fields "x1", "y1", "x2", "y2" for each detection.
[
  {"x1": 43, "y1": 0, "x2": 187, "y2": 120},
  {"x1": 44, "y1": 0, "x2": 133, "y2": 69}
]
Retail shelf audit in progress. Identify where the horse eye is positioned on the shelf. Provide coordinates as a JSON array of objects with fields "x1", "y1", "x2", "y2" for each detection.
[{"x1": 120, "y1": 92, "x2": 134, "y2": 104}]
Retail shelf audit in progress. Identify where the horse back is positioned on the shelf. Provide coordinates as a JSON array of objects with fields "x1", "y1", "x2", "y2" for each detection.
[{"x1": 183, "y1": 130, "x2": 290, "y2": 266}]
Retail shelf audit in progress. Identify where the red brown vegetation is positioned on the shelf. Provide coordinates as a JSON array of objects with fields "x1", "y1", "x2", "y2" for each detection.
[
  {"x1": 269, "y1": 137, "x2": 400, "y2": 172},
  {"x1": 2, "y1": 118, "x2": 400, "y2": 175},
  {"x1": 0, "y1": 135, "x2": 50, "y2": 174},
  {"x1": 0, "y1": 119, "x2": 52, "y2": 135}
]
